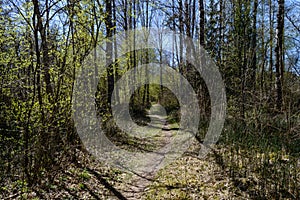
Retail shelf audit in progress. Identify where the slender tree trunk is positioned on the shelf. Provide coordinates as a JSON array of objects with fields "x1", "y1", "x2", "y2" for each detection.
[
  {"x1": 32, "y1": 0, "x2": 53, "y2": 101},
  {"x1": 250, "y1": 0, "x2": 258, "y2": 90},
  {"x1": 199, "y1": 0, "x2": 205, "y2": 47},
  {"x1": 218, "y1": 0, "x2": 224, "y2": 63},
  {"x1": 105, "y1": 0, "x2": 114, "y2": 107},
  {"x1": 260, "y1": 0, "x2": 266, "y2": 96},
  {"x1": 113, "y1": 0, "x2": 120, "y2": 104},
  {"x1": 275, "y1": 0, "x2": 285, "y2": 111},
  {"x1": 179, "y1": 0, "x2": 184, "y2": 73},
  {"x1": 269, "y1": 0, "x2": 274, "y2": 98},
  {"x1": 199, "y1": 0, "x2": 206, "y2": 117}
]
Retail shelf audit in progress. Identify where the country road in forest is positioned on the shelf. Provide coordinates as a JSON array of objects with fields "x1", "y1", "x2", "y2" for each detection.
[
  {"x1": 120, "y1": 104, "x2": 175, "y2": 199},
  {"x1": 1, "y1": 0, "x2": 300, "y2": 198}
]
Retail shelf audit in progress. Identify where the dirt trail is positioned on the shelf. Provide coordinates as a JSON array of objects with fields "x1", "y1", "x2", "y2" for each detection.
[{"x1": 121, "y1": 105, "x2": 174, "y2": 199}]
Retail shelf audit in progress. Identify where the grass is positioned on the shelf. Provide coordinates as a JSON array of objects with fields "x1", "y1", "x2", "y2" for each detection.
[
  {"x1": 141, "y1": 115, "x2": 300, "y2": 199},
  {"x1": 1, "y1": 110, "x2": 299, "y2": 199},
  {"x1": 142, "y1": 144, "x2": 299, "y2": 199}
]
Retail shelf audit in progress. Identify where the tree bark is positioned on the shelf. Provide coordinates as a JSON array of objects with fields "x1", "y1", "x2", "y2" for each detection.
[
  {"x1": 275, "y1": 0, "x2": 285, "y2": 111},
  {"x1": 105, "y1": 0, "x2": 114, "y2": 107}
]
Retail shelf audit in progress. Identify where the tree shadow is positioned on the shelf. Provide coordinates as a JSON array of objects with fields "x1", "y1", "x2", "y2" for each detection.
[
  {"x1": 211, "y1": 148, "x2": 297, "y2": 199},
  {"x1": 84, "y1": 167, "x2": 127, "y2": 200},
  {"x1": 69, "y1": 160, "x2": 128, "y2": 200},
  {"x1": 162, "y1": 127, "x2": 179, "y2": 131},
  {"x1": 211, "y1": 149, "x2": 265, "y2": 199}
]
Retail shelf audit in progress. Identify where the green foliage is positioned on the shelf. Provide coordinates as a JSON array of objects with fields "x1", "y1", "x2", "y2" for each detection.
[
  {"x1": 0, "y1": 0, "x2": 299, "y2": 198},
  {"x1": 79, "y1": 170, "x2": 91, "y2": 180}
]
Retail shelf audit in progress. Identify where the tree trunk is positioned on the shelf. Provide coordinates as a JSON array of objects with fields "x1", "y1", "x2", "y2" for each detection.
[
  {"x1": 275, "y1": 0, "x2": 284, "y2": 111},
  {"x1": 250, "y1": 0, "x2": 258, "y2": 90},
  {"x1": 105, "y1": 0, "x2": 114, "y2": 107}
]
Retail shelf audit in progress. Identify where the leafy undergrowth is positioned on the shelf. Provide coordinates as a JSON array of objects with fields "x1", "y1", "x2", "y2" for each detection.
[
  {"x1": 1, "y1": 149, "x2": 123, "y2": 199},
  {"x1": 144, "y1": 151, "x2": 239, "y2": 199},
  {"x1": 2, "y1": 117, "x2": 300, "y2": 200},
  {"x1": 1, "y1": 140, "x2": 300, "y2": 199},
  {"x1": 143, "y1": 143, "x2": 300, "y2": 199}
]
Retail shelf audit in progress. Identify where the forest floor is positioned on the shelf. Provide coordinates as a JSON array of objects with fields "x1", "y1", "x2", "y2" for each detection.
[
  {"x1": 5, "y1": 143, "x2": 260, "y2": 199},
  {"x1": 2, "y1": 106, "x2": 300, "y2": 199},
  {"x1": 6, "y1": 144, "x2": 243, "y2": 199},
  {"x1": 3, "y1": 140, "x2": 299, "y2": 199}
]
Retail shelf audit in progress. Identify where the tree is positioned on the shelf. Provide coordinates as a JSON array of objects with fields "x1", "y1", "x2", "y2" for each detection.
[{"x1": 275, "y1": 0, "x2": 285, "y2": 111}]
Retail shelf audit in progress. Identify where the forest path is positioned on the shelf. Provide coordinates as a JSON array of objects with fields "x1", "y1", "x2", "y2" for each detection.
[{"x1": 119, "y1": 104, "x2": 176, "y2": 199}]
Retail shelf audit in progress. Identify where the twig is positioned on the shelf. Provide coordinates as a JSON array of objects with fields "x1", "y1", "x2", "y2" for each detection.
[{"x1": 3, "y1": 192, "x2": 21, "y2": 200}]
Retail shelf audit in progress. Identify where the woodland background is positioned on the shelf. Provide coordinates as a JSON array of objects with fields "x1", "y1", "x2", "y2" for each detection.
[{"x1": 0, "y1": 0, "x2": 300, "y2": 199}]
